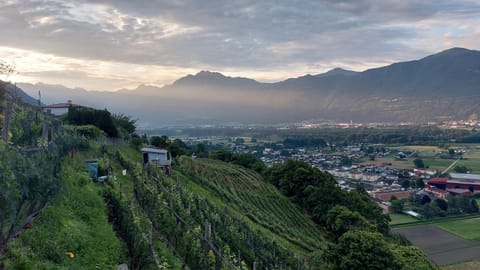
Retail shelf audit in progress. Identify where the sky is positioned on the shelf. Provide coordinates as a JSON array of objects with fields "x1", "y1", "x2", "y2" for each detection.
[{"x1": 0, "y1": 0, "x2": 479, "y2": 91}]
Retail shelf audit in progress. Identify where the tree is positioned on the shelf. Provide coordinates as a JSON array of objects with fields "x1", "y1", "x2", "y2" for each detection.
[
  {"x1": 325, "y1": 206, "x2": 374, "y2": 241},
  {"x1": 391, "y1": 199, "x2": 405, "y2": 213},
  {"x1": 150, "y1": 135, "x2": 169, "y2": 148},
  {"x1": 471, "y1": 199, "x2": 479, "y2": 213},
  {"x1": 66, "y1": 107, "x2": 118, "y2": 137},
  {"x1": 195, "y1": 143, "x2": 207, "y2": 157},
  {"x1": 112, "y1": 113, "x2": 136, "y2": 136},
  {"x1": 392, "y1": 246, "x2": 439, "y2": 270},
  {"x1": 416, "y1": 179, "x2": 425, "y2": 188},
  {"x1": 326, "y1": 230, "x2": 398, "y2": 270},
  {"x1": 423, "y1": 203, "x2": 436, "y2": 219},
  {"x1": 420, "y1": 195, "x2": 431, "y2": 205},
  {"x1": 0, "y1": 147, "x2": 60, "y2": 252},
  {"x1": 167, "y1": 138, "x2": 190, "y2": 158},
  {"x1": 453, "y1": 165, "x2": 469, "y2": 173},
  {"x1": 401, "y1": 180, "x2": 410, "y2": 189},
  {"x1": 413, "y1": 158, "x2": 425, "y2": 169},
  {"x1": 433, "y1": 198, "x2": 448, "y2": 211}
]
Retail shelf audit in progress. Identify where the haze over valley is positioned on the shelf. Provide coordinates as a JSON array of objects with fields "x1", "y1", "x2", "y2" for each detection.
[{"x1": 14, "y1": 47, "x2": 480, "y2": 127}]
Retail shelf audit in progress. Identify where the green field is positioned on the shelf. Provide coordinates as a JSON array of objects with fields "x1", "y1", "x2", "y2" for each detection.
[
  {"x1": 423, "y1": 159, "x2": 453, "y2": 168},
  {"x1": 443, "y1": 258, "x2": 480, "y2": 270},
  {"x1": 437, "y1": 219, "x2": 480, "y2": 240},
  {"x1": 389, "y1": 213, "x2": 419, "y2": 225}
]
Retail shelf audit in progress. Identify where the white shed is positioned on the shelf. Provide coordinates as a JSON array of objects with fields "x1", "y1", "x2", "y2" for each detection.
[{"x1": 141, "y1": 147, "x2": 172, "y2": 173}]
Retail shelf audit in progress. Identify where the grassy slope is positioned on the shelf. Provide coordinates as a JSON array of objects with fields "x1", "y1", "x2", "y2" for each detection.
[
  {"x1": 175, "y1": 156, "x2": 325, "y2": 255},
  {"x1": 4, "y1": 151, "x2": 125, "y2": 269},
  {"x1": 4, "y1": 145, "x2": 183, "y2": 270},
  {"x1": 4, "y1": 143, "x2": 324, "y2": 268}
]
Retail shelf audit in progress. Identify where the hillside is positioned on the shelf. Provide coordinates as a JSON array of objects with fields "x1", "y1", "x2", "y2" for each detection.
[
  {"x1": 0, "y1": 96, "x2": 439, "y2": 269},
  {"x1": 17, "y1": 48, "x2": 480, "y2": 126},
  {"x1": 175, "y1": 157, "x2": 325, "y2": 254},
  {"x1": 0, "y1": 80, "x2": 38, "y2": 106}
]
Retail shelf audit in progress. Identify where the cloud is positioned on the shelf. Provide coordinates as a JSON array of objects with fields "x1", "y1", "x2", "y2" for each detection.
[{"x1": 0, "y1": 0, "x2": 479, "y2": 89}]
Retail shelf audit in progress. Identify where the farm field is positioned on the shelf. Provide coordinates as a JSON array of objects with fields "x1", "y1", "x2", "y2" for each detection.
[
  {"x1": 389, "y1": 213, "x2": 419, "y2": 225},
  {"x1": 391, "y1": 145, "x2": 443, "y2": 151},
  {"x1": 394, "y1": 224, "x2": 480, "y2": 265},
  {"x1": 442, "y1": 258, "x2": 480, "y2": 270},
  {"x1": 437, "y1": 219, "x2": 480, "y2": 240}
]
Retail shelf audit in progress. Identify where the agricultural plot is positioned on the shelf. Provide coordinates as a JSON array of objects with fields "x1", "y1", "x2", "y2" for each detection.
[
  {"x1": 423, "y1": 158, "x2": 455, "y2": 171},
  {"x1": 389, "y1": 213, "x2": 419, "y2": 225},
  {"x1": 393, "y1": 225, "x2": 480, "y2": 265},
  {"x1": 442, "y1": 258, "x2": 480, "y2": 270},
  {"x1": 437, "y1": 219, "x2": 480, "y2": 240},
  {"x1": 176, "y1": 157, "x2": 325, "y2": 254}
]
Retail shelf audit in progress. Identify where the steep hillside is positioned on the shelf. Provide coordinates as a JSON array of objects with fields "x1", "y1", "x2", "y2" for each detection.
[
  {"x1": 175, "y1": 157, "x2": 325, "y2": 254},
  {"x1": 1, "y1": 80, "x2": 38, "y2": 106},
  {"x1": 110, "y1": 147, "x2": 325, "y2": 269}
]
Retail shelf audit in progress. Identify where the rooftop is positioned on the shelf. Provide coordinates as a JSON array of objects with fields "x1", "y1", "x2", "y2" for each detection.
[
  {"x1": 141, "y1": 147, "x2": 168, "y2": 154},
  {"x1": 449, "y1": 173, "x2": 480, "y2": 181},
  {"x1": 428, "y1": 177, "x2": 448, "y2": 184}
]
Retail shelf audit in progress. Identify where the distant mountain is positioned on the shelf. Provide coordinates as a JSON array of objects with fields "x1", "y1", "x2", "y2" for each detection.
[
  {"x1": 17, "y1": 48, "x2": 480, "y2": 126},
  {"x1": 316, "y1": 68, "x2": 358, "y2": 77}
]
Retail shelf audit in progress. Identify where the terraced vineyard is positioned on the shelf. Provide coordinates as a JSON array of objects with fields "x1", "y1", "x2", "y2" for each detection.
[{"x1": 176, "y1": 157, "x2": 325, "y2": 254}]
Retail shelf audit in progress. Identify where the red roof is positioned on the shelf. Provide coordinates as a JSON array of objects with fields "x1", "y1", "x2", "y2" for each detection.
[{"x1": 428, "y1": 177, "x2": 448, "y2": 185}]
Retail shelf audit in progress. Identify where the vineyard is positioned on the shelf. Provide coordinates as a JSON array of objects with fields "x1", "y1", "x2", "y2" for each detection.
[
  {"x1": 109, "y1": 148, "x2": 325, "y2": 269},
  {"x1": 176, "y1": 157, "x2": 325, "y2": 255}
]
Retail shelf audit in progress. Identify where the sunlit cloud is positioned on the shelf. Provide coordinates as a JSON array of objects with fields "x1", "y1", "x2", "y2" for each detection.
[{"x1": 0, "y1": 0, "x2": 479, "y2": 90}]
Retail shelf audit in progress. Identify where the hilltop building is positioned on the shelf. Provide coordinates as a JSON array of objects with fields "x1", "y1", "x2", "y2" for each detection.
[{"x1": 41, "y1": 100, "x2": 87, "y2": 116}]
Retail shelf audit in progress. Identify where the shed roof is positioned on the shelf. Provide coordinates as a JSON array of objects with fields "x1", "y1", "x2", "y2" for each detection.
[
  {"x1": 141, "y1": 147, "x2": 168, "y2": 154},
  {"x1": 449, "y1": 173, "x2": 480, "y2": 181},
  {"x1": 41, "y1": 102, "x2": 87, "y2": 109},
  {"x1": 446, "y1": 188, "x2": 471, "y2": 194}
]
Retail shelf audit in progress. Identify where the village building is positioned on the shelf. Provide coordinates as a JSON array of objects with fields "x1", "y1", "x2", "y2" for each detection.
[
  {"x1": 426, "y1": 177, "x2": 480, "y2": 198},
  {"x1": 371, "y1": 190, "x2": 414, "y2": 201}
]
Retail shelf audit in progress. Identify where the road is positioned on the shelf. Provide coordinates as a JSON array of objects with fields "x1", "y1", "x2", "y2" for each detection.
[{"x1": 442, "y1": 158, "x2": 460, "y2": 174}]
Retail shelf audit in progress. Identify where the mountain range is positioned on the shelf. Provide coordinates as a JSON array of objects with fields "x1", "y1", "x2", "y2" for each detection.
[{"x1": 12, "y1": 47, "x2": 480, "y2": 127}]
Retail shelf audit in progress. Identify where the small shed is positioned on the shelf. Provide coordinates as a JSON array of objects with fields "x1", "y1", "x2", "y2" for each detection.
[{"x1": 141, "y1": 147, "x2": 172, "y2": 174}]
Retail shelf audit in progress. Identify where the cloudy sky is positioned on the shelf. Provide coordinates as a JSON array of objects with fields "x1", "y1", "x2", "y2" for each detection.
[{"x1": 1, "y1": 0, "x2": 479, "y2": 91}]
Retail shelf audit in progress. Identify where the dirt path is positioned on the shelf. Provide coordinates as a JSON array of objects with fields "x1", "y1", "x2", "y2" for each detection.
[{"x1": 442, "y1": 158, "x2": 460, "y2": 174}]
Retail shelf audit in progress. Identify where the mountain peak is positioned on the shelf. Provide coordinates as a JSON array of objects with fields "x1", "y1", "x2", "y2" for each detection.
[
  {"x1": 195, "y1": 70, "x2": 226, "y2": 78},
  {"x1": 314, "y1": 67, "x2": 358, "y2": 77},
  {"x1": 171, "y1": 70, "x2": 260, "y2": 88},
  {"x1": 425, "y1": 47, "x2": 477, "y2": 60}
]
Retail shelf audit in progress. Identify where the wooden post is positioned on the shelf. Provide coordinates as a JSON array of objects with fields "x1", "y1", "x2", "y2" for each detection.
[{"x1": 238, "y1": 250, "x2": 242, "y2": 270}]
